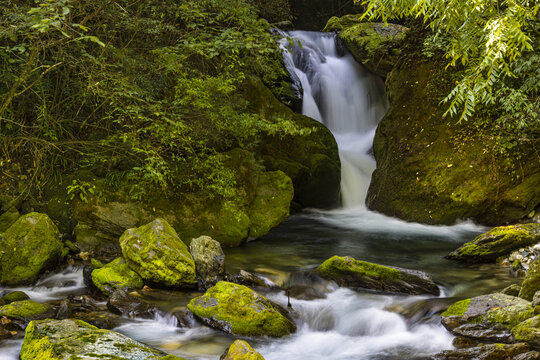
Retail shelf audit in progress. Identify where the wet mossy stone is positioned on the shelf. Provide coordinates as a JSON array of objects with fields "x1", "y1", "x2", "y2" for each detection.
[
  {"x1": 120, "y1": 219, "x2": 196, "y2": 288},
  {"x1": 434, "y1": 342, "x2": 532, "y2": 360},
  {"x1": 315, "y1": 255, "x2": 440, "y2": 295},
  {"x1": 441, "y1": 293, "x2": 535, "y2": 331},
  {"x1": 448, "y1": 224, "x2": 540, "y2": 263},
  {"x1": 512, "y1": 315, "x2": 540, "y2": 348},
  {"x1": 91, "y1": 257, "x2": 144, "y2": 296},
  {"x1": 324, "y1": 16, "x2": 409, "y2": 78},
  {"x1": 187, "y1": 281, "x2": 296, "y2": 337},
  {"x1": 220, "y1": 339, "x2": 265, "y2": 360},
  {"x1": 0, "y1": 291, "x2": 29, "y2": 305},
  {"x1": 20, "y1": 318, "x2": 179, "y2": 360},
  {"x1": 0, "y1": 212, "x2": 65, "y2": 286},
  {"x1": 0, "y1": 300, "x2": 50, "y2": 321},
  {"x1": 501, "y1": 284, "x2": 522, "y2": 297},
  {"x1": 189, "y1": 236, "x2": 226, "y2": 290},
  {"x1": 0, "y1": 206, "x2": 19, "y2": 233},
  {"x1": 519, "y1": 259, "x2": 540, "y2": 301},
  {"x1": 73, "y1": 221, "x2": 120, "y2": 255}
]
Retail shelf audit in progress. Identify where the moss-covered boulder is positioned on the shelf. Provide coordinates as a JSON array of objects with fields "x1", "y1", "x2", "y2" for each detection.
[
  {"x1": 73, "y1": 221, "x2": 119, "y2": 255},
  {"x1": 120, "y1": 219, "x2": 196, "y2": 288},
  {"x1": 324, "y1": 16, "x2": 408, "y2": 77},
  {"x1": 0, "y1": 207, "x2": 19, "y2": 233},
  {"x1": 91, "y1": 257, "x2": 144, "y2": 296},
  {"x1": 187, "y1": 281, "x2": 296, "y2": 337},
  {"x1": 365, "y1": 34, "x2": 540, "y2": 226},
  {"x1": 0, "y1": 291, "x2": 30, "y2": 305},
  {"x1": 441, "y1": 293, "x2": 535, "y2": 331},
  {"x1": 0, "y1": 300, "x2": 51, "y2": 321},
  {"x1": 0, "y1": 212, "x2": 65, "y2": 286},
  {"x1": 315, "y1": 255, "x2": 440, "y2": 295},
  {"x1": 20, "y1": 318, "x2": 182, "y2": 360},
  {"x1": 189, "y1": 236, "x2": 226, "y2": 290},
  {"x1": 448, "y1": 224, "x2": 540, "y2": 263},
  {"x1": 512, "y1": 315, "x2": 540, "y2": 348},
  {"x1": 520, "y1": 260, "x2": 540, "y2": 301},
  {"x1": 434, "y1": 343, "x2": 532, "y2": 360},
  {"x1": 221, "y1": 340, "x2": 265, "y2": 360}
]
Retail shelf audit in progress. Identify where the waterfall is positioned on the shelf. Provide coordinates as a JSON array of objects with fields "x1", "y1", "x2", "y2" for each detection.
[{"x1": 281, "y1": 31, "x2": 389, "y2": 208}]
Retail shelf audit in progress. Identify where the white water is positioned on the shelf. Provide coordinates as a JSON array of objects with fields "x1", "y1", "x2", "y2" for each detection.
[{"x1": 281, "y1": 31, "x2": 388, "y2": 208}]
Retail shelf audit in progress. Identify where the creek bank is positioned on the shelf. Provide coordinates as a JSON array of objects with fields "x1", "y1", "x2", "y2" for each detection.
[{"x1": 315, "y1": 255, "x2": 440, "y2": 295}]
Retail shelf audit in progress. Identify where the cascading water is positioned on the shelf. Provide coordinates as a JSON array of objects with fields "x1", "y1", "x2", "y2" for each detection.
[{"x1": 281, "y1": 31, "x2": 389, "y2": 208}]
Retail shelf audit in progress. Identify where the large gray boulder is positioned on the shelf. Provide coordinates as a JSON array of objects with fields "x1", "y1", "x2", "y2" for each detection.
[{"x1": 189, "y1": 235, "x2": 226, "y2": 290}]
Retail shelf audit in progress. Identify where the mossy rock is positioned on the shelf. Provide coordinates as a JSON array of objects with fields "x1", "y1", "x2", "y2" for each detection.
[
  {"x1": 220, "y1": 340, "x2": 265, "y2": 360},
  {"x1": 0, "y1": 291, "x2": 30, "y2": 305},
  {"x1": 512, "y1": 315, "x2": 540, "y2": 348},
  {"x1": 324, "y1": 16, "x2": 409, "y2": 77},
  {"x1": 187, "y1": 281, "x2": 296, "y2": 337},
  {"x1": 0, "y1": 300, "x2": 51, "y2": 321},
  {"x1": 91, "y1": 257, "x2": 144, "y2": 296},
  {"x1": 120, "y1": 219, "x2": 197, "y2": 288},
  {"x1": 0, "y1": 212, "x2": 65, "y2": 286},
  {"x1": 519, "y1": 260, "x2": 540, "y2": 301},
  {"x1": 315, "y1": 255, "x2": 440, "y2": 295},
  {"x1": 448, "y1": 223, "x2": 540, "y2": 263},
  {"x1": 189, "y1": 236, "x2": 226, "y2": 290},
  {"x1": 441, "y1": 293, "x2": 535, "y2": 331},
  {"x1": 20, "y1": 318, "x2": 180, "y2": 360},
  {"x1": 366, "y1": 44, "x2": 540, "y2": 226},
  {"x1": 435, "y1": 342, "x2": 532, "y2": 360},
  {"x1": 73, "y1": 221, "x2": 120, "y2": 255},
  {"x1": 0, "y1": 207, "x2": 19, "y2": 233}
]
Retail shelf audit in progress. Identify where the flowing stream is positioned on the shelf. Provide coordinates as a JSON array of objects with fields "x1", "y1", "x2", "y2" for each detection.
[{"x1": 0, "y1": 32, "x2": 520, "y2": 360}]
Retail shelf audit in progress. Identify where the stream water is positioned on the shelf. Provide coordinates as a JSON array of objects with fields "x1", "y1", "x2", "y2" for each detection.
[{"x1": 0, "y1": 32, "x2": 520, "y2": 359}]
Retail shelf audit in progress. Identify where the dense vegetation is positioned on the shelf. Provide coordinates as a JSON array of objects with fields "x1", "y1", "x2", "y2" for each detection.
[{"x1": 0, "y1": 0, "x2": 299, "y2": 204}]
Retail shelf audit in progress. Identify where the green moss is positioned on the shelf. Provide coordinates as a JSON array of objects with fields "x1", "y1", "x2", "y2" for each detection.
[
  {"x1": 511, "y1": 315, "x2": 540, "y2": 344},
  {"x1": 519, "y1": 259, "x2": 540, "y2": 301},
  {"x1": 0, "y1": 207, "x2": 19, "y2": 233},
  {"x1": 91, "y1": 258, "x2": 105, "y2": 269},
  {"x1": 441, "y1": 298, "x2": 472, "y2": 317},
  {"x1": 187, "y1": 281, "x2": 296, "y2": 337},
  {"x1": 91, "y1": 257, "x2": 143, "y2": 296},
  {"x1": 0, "y1": 300, "x2": 49, "y2": 320},
  {"x1": 316, "y1": 256, "x2": 402, "y2": 281},
  {"x1": 120, "y1": 219, "x2": 196, "y2": 288},
  {"x1": 222, "y1": 340, "x2": 265, "y2": 360},
  {"x1": 484, "y1": 306, "x2": 535, "y2": 328},
  {"x1": 0, "y1": 291, "x2": 29, "y2": 304}
]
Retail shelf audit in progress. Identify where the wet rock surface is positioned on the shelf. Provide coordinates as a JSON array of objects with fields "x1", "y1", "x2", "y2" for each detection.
[{"x1": 189, "y1": 235, "x2": 226, "y2": 290}]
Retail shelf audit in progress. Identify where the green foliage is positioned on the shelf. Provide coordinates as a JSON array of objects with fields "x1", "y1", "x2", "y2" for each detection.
[
  {"x1": 66, "y1": 180, "x2": 103, "y2": 203},
  {"x1": 0, "y1": 0, "x2": 299, "y2": 202},
  {"x1": 357, "y1": 0, "x2": 539, "y2": 129}
]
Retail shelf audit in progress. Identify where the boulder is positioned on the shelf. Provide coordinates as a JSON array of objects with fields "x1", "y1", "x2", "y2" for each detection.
[
  {"x1": 187, "y1": 281, "x2": 296, "y2": 337},
  {"x1": 0, "y1": 300, "x2": 51, "y2": 322},
  {"x1": 441, "y1": 293, "x2": 535, "y2": 331},
  {"x1": 533, "y1": 291, "x2": 540, "y2": 315},
  {"x1": 315, "y1": 255, "x2": 440, "y2": 295},
  {"x1": 324, "y1": 16, "x2": 409, "y2": 78},
  {"x1": 0, "y1": 207, "x2": 19, "y2": 233},
  {"x1": 519, "y1": 260, "x2": 540, "y2": 301},
  {"x1": 0, "y1": 291, "x2": 30, "y2": 305},
  {"x1": 120, "y1": 219, "x2": 197, "y2": 288},
  {"x1": 447, "y1": 224, "x2": 540, "y2": 263},
  {"x1": 189, "y1": 236, "x2": 226, "y2": 290},
  {"x1": 434, "y1": 343, "x2": 531, "y2": 360},
  {"x1": 365, "y1": 38, "x2": 540, "y2": 226},
  {"x1": 106, "y1": 290, "x2": 157, "y2": 319},
  {"x1": 451, "y1": 323, "x2": 514, "y2": 343},
  {"x1": 91, "y1": 257, "x2": 144, "y2": 296},
  {"x1": 19, "y1": 318, "x2": 183, "y2": 359},
  {"x1": 501, "y1": 284, "x2": 522, "y2": 297},
  {"x1": 220, "y1": 340, "x2": 265, "y2": 360},
  {"x1": 0, "y1": 212, "x2": 65, "y2": 285},
  {"x1": 73, "y1": 221, "x2": 119, "y2": 254},
  {"x1": 512, "y1": 315, "x2": 540, "y2": 348}
]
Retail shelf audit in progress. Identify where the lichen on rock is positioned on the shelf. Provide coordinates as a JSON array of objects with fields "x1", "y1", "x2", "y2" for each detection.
[
  {"x1": 91, "y1": 257, "x2": 144, "y2": 296},
  {"x1": 220, "y1": 340, "x2": 265, "y2": 360},
  {"x1": 0, "y1": 300, "x2": 50, "y2": 321},
  {"x1": 187, "y1": 281, "x2": 296, "y2": 337},
  {"x1": 519, "y1": 259, "x2": 540, "y2": 301}
]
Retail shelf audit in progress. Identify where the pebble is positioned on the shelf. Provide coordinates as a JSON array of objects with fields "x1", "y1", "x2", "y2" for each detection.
[{"x1": 502, "y1": 243, "x2": 539, "y2": 273}]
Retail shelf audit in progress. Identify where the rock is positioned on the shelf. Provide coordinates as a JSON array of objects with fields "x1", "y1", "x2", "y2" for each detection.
[
  {"x1": 73, "y1": 221, "x2": 120, "y2": 255},
  {"x1": 189, "y1": 236, "x2": 226, "y2": 290},
  {"x1": 315, "y1": 255, "x2": 440, "y2": 295},
  {"x1": 434, "y1": 343, "x2": 531, "y2": 360},
  {"x1": 0, "y1": 300, "x2": 51, "y2": 322},
  {"x1": 120, "y1": 219, "x2": 197, "y2": 288},
  {"x1": 0, "y1": 207, "x2": 19, "y2": 233},
  {"x1": 451, "y1": 336, "x2": 486, "y2": 349},
  {"x1": 365, "y1": 39, "x2": 540, "y2": 225},
  {"x1": 172, "y1": 309, "x2": 196, "y2": 328},
  {"x1": 187, "y1": 281, "x2": 296, "y2": 337},
  {"x1": 512, "y1": 315, "x2": 540, "y2": 348},
  {"x1": 324, "y1": 16, "x2": 409, "y2": 77},
  {"x1": 441, "y1": 293, "x2": 535, "y2": 331},
  {"x1": 19, "y1": 318, "x2": 181, "y2": 359},
  {"x1": 0, "y1": 212, "x2": 65, "y2": 285},
  {"x1": 91, "y1": 257, "x2": 144, "y2": 296},
  {"x1": 287, "y1": 284, "x2": 326, "y2": 300},
  {"x1": 55, "y1": 299, "x2": 72, "y2": 319},
  {"x1": 91, "y1": 258, "x2": 104, "y2": 269},
  {"x1": 501, "y1": 284, "x2": 522, "y2": 297},
  {"x1": 514, "y1": 351, "x2": 540, "y2": 360},
  {"x1": 233, "y1": 270, "x2": 277, "y2": 289},
  {"x1": 451, "y1": 323, "x2": 514, "y2": 343},
  {"x1": 220, "y1": 339, "x2": 265, "y2": 360},
  {"x1": 519, "y1": 259, "x2": 540, "y2": 301},
  {"x1": 386, "y1": 297, "x2": 457, "y2": 323},
  {"x1": 106, "y1": 290, "x2": 157, "y2": 319},
  {"x1": 448, "y1": 224, "x2": 540, "y2": 263},
  {"x1": 533, "y1": 291, "x2": 540, "y2": 314},
  {"x1": 0, "y1": 291, "x2": 30, "y2": 305}
]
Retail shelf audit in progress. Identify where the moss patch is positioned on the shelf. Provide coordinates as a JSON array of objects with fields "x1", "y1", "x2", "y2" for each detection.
[
  {"x1": 222, "y1": 340, "x2": 265, "y2": 360},
  {"x1": 441, "y1": 298, "x2": 472, "y2": 317},
  {"x1": 317, "y1": 256, "x2": 402, "y2": 281},
  {"x1": 91, "y1": 257, "x2": 143, "y2": 296},
  {"x1": 0, "y1": 300, "x2": 50, "y2": 321},
  {"x1": 519, "y1": 259, "x2": 540, "y2": 301}
]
